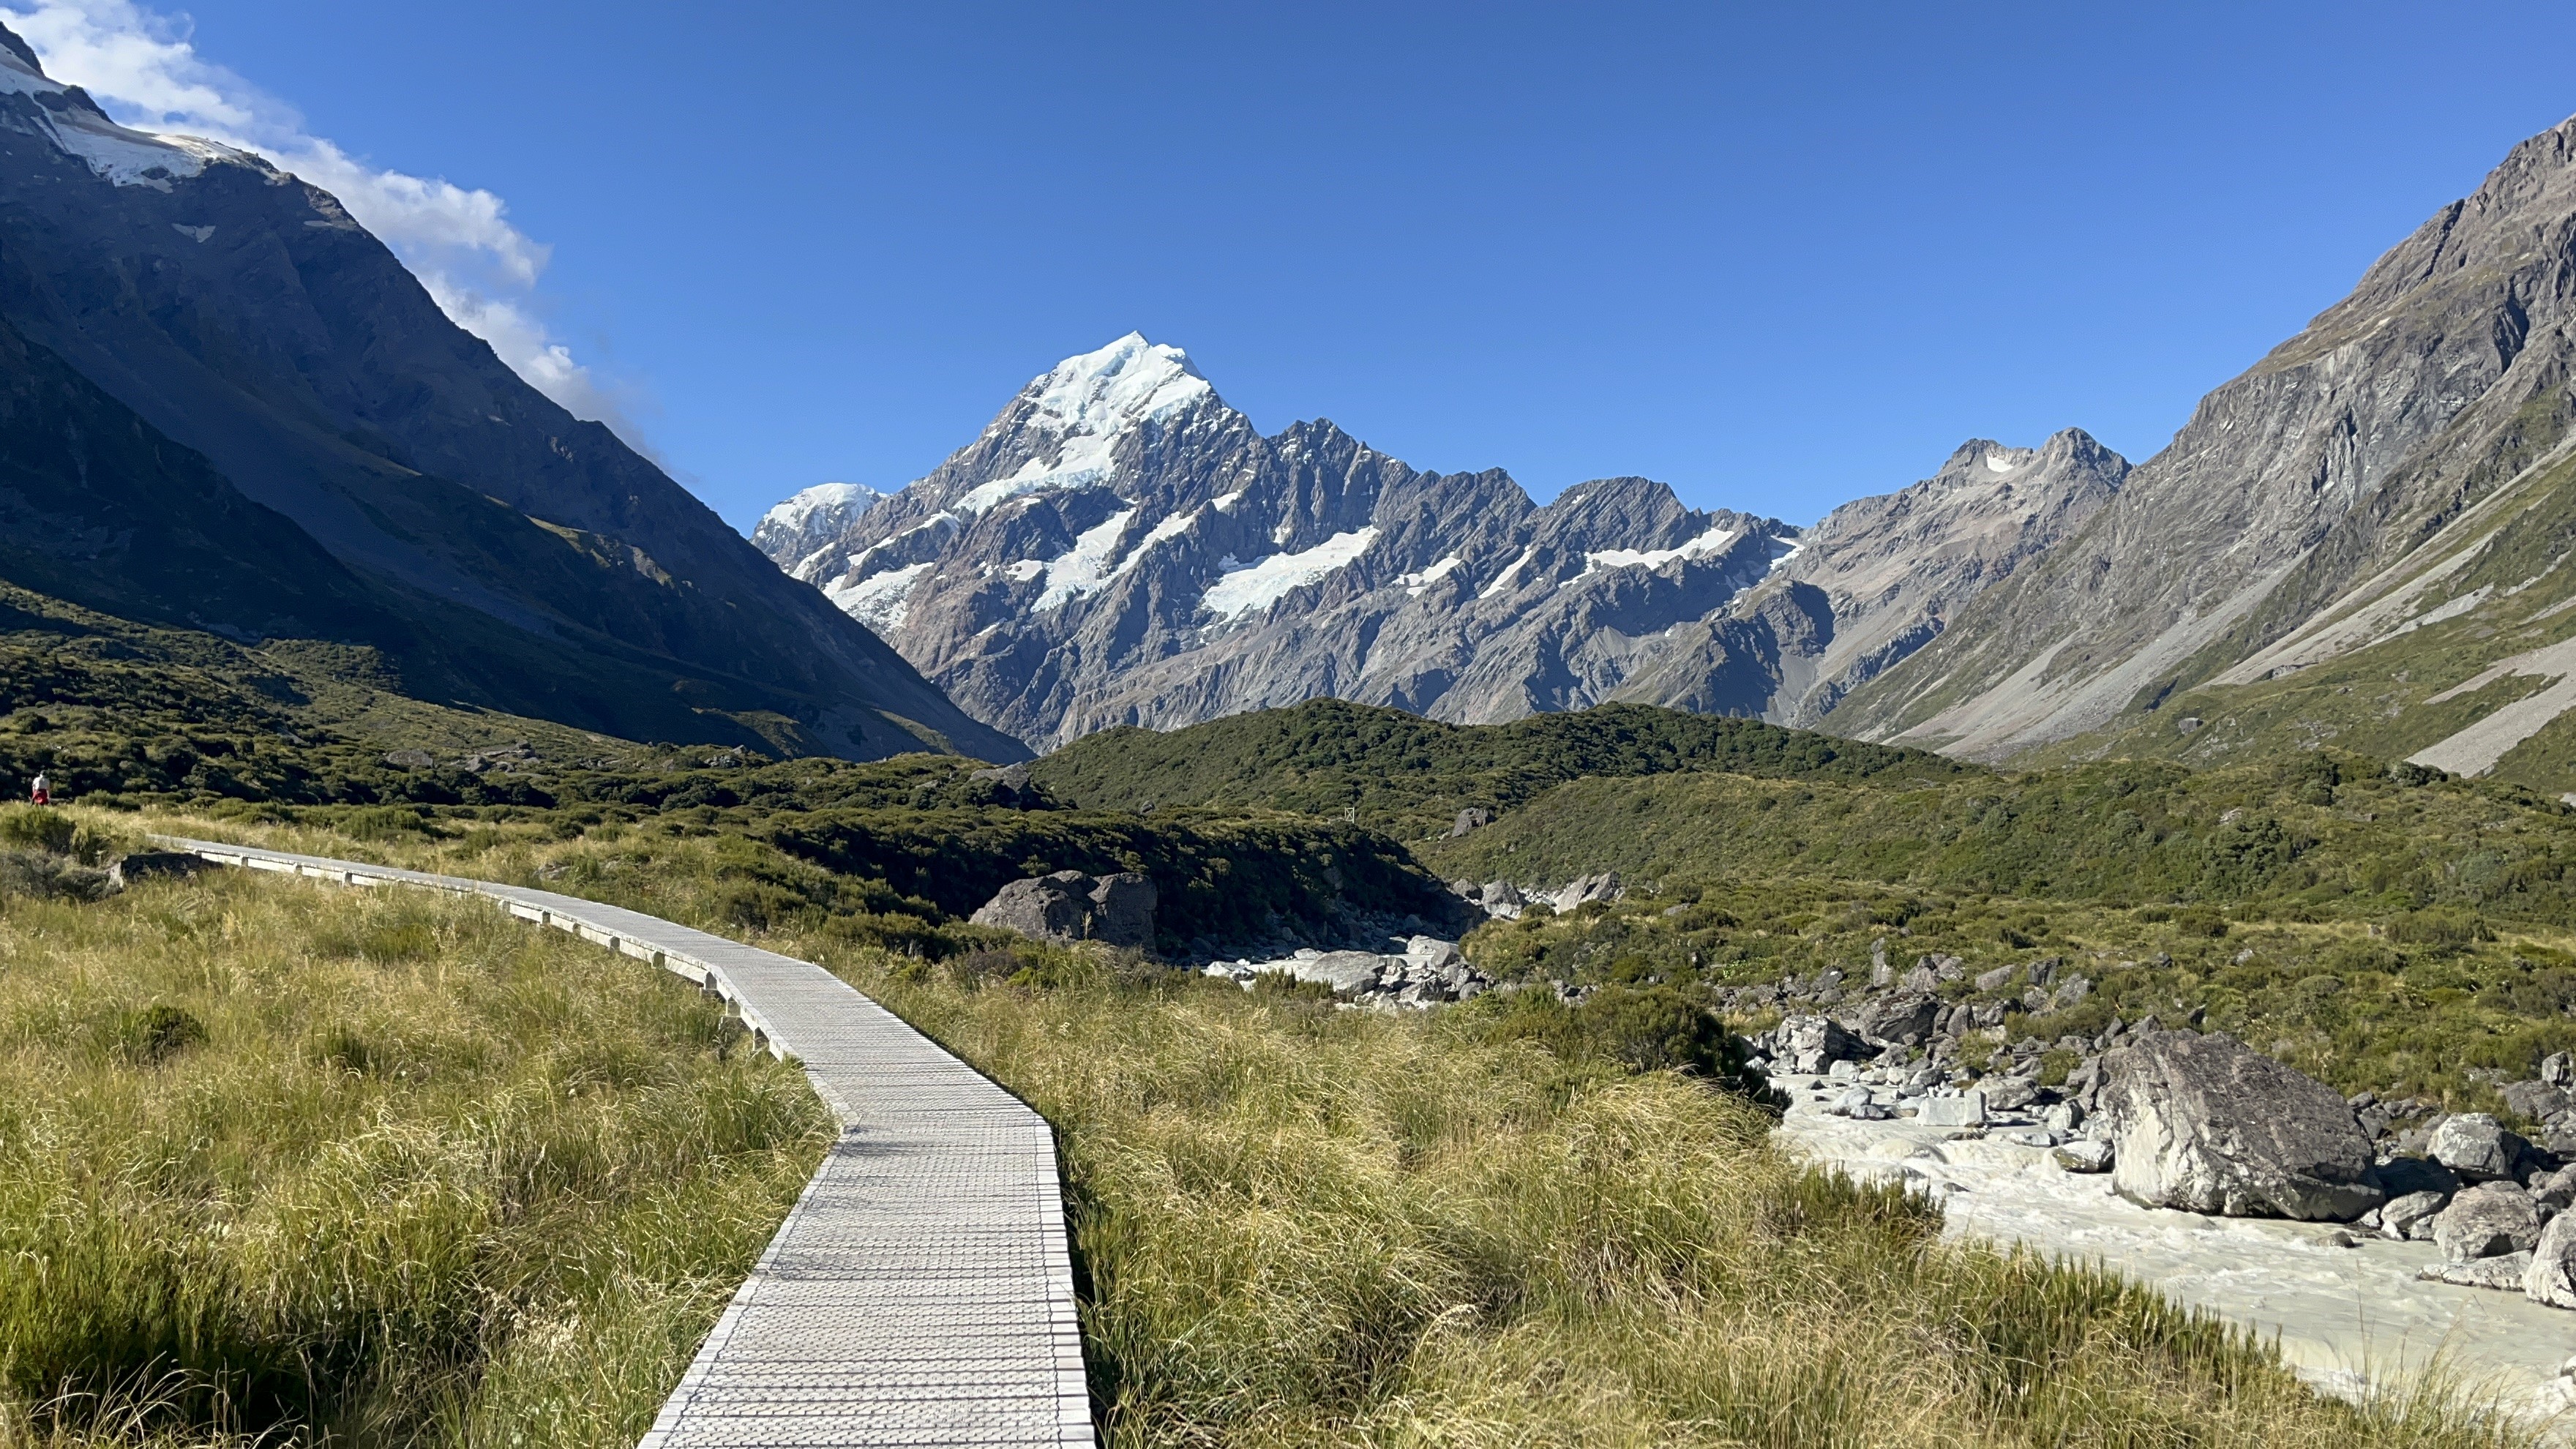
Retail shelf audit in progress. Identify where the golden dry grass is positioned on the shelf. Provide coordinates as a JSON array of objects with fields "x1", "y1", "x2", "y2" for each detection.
[
  {"x1": 48, "y1": 806, "x2": 2543, "y2": 1448},
  {"x1": 0, "y1": 847, "x2": 829, "y2": 1447}
]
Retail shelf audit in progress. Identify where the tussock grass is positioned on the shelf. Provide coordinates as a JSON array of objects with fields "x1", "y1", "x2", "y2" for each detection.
[
  {"x1": 87, "y1": 812, "x2": 2541, "y2": 1445},
  {"x1": 0, "y1": 855, "x2": 830, "y2": 1446},
  {"x1": 871, "y1": 972, "x2": 2523, "y2": 1447}
]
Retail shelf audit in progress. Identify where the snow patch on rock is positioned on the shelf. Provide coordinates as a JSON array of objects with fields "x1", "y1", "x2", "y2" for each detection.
[
  {"x1": 1581, "y1": 523, "x2": 1745, "y2": 578},
  {"x1": 1477, "y1": 544, "x2": 1540, "y2": 601},
  {"x1": 828, "y1": 561, "x2": 933, "y2": 632},
  {"x1": 1203, "y1": 528, "x2": 1380, "y2": 620},
  {"x1": 1035, "y1": 508, "x2": 1140, "y2": 610},
  {"x1": 1401, "y1": 555, "x2": 1464, "y2": 599}
]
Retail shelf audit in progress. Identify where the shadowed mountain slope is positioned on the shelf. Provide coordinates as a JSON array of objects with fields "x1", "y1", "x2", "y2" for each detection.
[{"x1": 0, "y1": 26, "x2": 1019, "y2": 762}]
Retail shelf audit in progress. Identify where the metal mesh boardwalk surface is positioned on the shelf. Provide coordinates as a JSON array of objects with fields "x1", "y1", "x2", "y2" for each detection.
[{"x1": 155, "y1": 836, "x2": 1095, "y2": 1449}]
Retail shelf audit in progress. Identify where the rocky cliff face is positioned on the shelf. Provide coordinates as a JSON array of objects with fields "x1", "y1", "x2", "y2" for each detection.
[
  {"x1": 766, "y1": 335, "x2": 2107, "y2": 750},
  {"x1": 0, "y1": 26, "x2": 1021, "y2": 763},
  {"x1": 1613, "y1": 430, "x2": 2128, "y2": 725},
  {"x1": 1830, "y1": 115, "x2": 2576, "y2": 771}
]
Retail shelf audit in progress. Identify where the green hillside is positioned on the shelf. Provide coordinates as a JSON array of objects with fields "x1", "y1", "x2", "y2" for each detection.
[
  {"x1": 1030, "y1": 698, "x2": 1972, "y2": 839},
  {"x1": 1423, "y1": 749, "x2": 2576, "y2": 924}
]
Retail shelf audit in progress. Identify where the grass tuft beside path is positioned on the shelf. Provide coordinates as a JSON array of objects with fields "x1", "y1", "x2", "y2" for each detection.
[{"x1": 0, "y1": 858, "x2": 828, "y2": 1447}]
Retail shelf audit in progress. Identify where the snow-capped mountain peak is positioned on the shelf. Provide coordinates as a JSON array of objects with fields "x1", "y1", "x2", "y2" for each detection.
[
  {"x1": 0, "y1": 33, "x2": 250, "y2": 191},
  {"x1": 1019, "y1": 332, "x2": 1211, "y2": 439},
  {"x1": 951, "y1": 333, "x2": 1226, "y2": 515},
  {"x1": 755, "y1": 337, "x2": 1849, "y2": 748},
  {"x1": 760, "y1": 481, "x2": 884, "y2": 533},
  {"x1": 750, "y1": 482, "x2": 886, "y2": 572}
]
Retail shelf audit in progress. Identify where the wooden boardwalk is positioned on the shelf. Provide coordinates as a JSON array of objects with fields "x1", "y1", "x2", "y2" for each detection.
[{"x1": 157, "y1": 837, "x2": 1096, "y2": 1448}]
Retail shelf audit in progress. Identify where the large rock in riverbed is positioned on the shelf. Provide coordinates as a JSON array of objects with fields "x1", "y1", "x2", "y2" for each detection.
[
  {"x1": 1775, "y1": 1015, "x2": 1861, "y2": 1074},
  {"x1": 1283, "y1": 951, "x2": 1386, "y2": 993},
  {"x1": 2099, "y1": 1030, "x2": 2384, "y2": 1221},
  {"x1": 2526, "y1": 1211, "x2": 2576, "y2": 1308}
]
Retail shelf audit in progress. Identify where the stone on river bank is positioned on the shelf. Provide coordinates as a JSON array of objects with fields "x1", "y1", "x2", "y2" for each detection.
[
  {"x1": 2430, "y1": 1113, "x2": 2534, "y2": 1183},
  {"x1": 2432, "y1": 1182, "x2": 2546, "y2": 1264}
]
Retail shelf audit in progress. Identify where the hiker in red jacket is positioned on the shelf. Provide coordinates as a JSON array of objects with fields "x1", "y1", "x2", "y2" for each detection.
[{"x1": 28, "y1": 772, "x2": 48, "y2": 806}]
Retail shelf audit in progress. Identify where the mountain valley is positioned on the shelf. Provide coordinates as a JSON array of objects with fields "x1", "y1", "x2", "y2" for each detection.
[
  {"x1": 763, "y1": 114, "x2": 2576, "y2": 800},
  {"x1": 11, "y1": 11, "x2": 2576, "y2": 1441}
]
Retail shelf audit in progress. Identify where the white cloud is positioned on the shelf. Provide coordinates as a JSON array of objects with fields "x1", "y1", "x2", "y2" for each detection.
[{"x1": 0, "y1": 0, "x2": 646, "y2": 444}]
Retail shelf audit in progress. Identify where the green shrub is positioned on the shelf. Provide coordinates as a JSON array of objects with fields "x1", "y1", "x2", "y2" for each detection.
[
  {"x1": 1480, "y1": 983, "x2": 1768, "y2": 1092},
  {"x1": 2387, "y1": 908, "x2": 2495, "y2": 948},
  {"x1": 0, "y1": 804, "x2": 75, "y2": 855}
]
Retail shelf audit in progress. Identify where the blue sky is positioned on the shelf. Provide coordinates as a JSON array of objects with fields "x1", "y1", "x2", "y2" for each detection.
[{"x1": 19, "y1": 1, "x2": 2576, "y2": 528}]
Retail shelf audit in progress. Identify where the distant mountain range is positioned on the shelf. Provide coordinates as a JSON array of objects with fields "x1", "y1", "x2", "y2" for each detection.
[
  {"x1": 766, "y1": 113, "x2": 2576, "y2": 796},
  {"x1": 758, "y1": 337, "x2": 2120, "y2": 750},
  {"x1": 0, "y1": 24, "x2": 1019, "y2": 764}
]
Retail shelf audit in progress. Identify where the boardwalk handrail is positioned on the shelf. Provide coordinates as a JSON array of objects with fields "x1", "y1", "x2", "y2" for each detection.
[{"x1": 154, "y1": 836, "x2": 1096, "y2": 1448}]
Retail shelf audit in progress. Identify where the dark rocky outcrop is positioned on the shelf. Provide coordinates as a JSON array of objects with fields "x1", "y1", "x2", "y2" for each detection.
[
  {"x1": 105, "y1": 851, "x2": 206, "y2": 889},
  {"x1": 2099, "y1": 1030, "x2": 2384, "y2": 1221},
  {"x1": 968, "y1": 870, "x2": 1157, "y2": 950}
]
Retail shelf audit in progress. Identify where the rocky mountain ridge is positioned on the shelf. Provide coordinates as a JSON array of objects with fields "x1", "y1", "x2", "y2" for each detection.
[
  {"x1": 764, "y1": 334, "x2": 2116, "y2": 750},
  {"x1": 1827, "y1": 113, "x2": 2576, "y2": 787}
]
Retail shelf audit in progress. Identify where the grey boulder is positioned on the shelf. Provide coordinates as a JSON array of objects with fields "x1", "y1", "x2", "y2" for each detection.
[
  {"x1": 1283, "y1": 951, "x2": 1389, "y2": 993},
  {"x1": 1851, "y1": 992, "x2": 1939, "y2": 1047},
  {"x1": 1775, "y1": 1015, "x2": 1861, "y2": 1074},
  {"x1": 1917, "y1": 1092, "x2": 1986, "y2": 1128},
  {"x1": 2537, "y1": 1164, "x2": 2576, "y2": 1211},
  {"x1": 1085, "y1": 874, "x2": 1158, "y2": 948},
  {"x1": 2380, "y1": 1190, "x2": 2449, "y2": 1242},
  {"x1": 1981, "y1": 1076, "x2": 2040, "y2": 1112},
  {"x1": 2098, "y1": 1030, "x2": 2384, "y2": 1221},
  {"x1": 2526, "y1": 1210, "x2": 2576, "y2": 1308},
  {"x1": 2430, "y1": 1113, "x2": 2533, "y2": 1183},
  {"x1": 2504, "y1": 1079, "x2": 2573, "y2": 1124},
  {"x1": 1554, "y1": 873, "x2": 1622, "y2": 910},
  {"x1": 2421, "y1": 1251, "x2": 2535, "y2": 1291},
  {"x1": 2432, "y1": 1182, "x2": 2545, "y2": 1263},
  {"x1": 2053, "y1": 1139, "x2": 2114, "y2": 1172}
]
